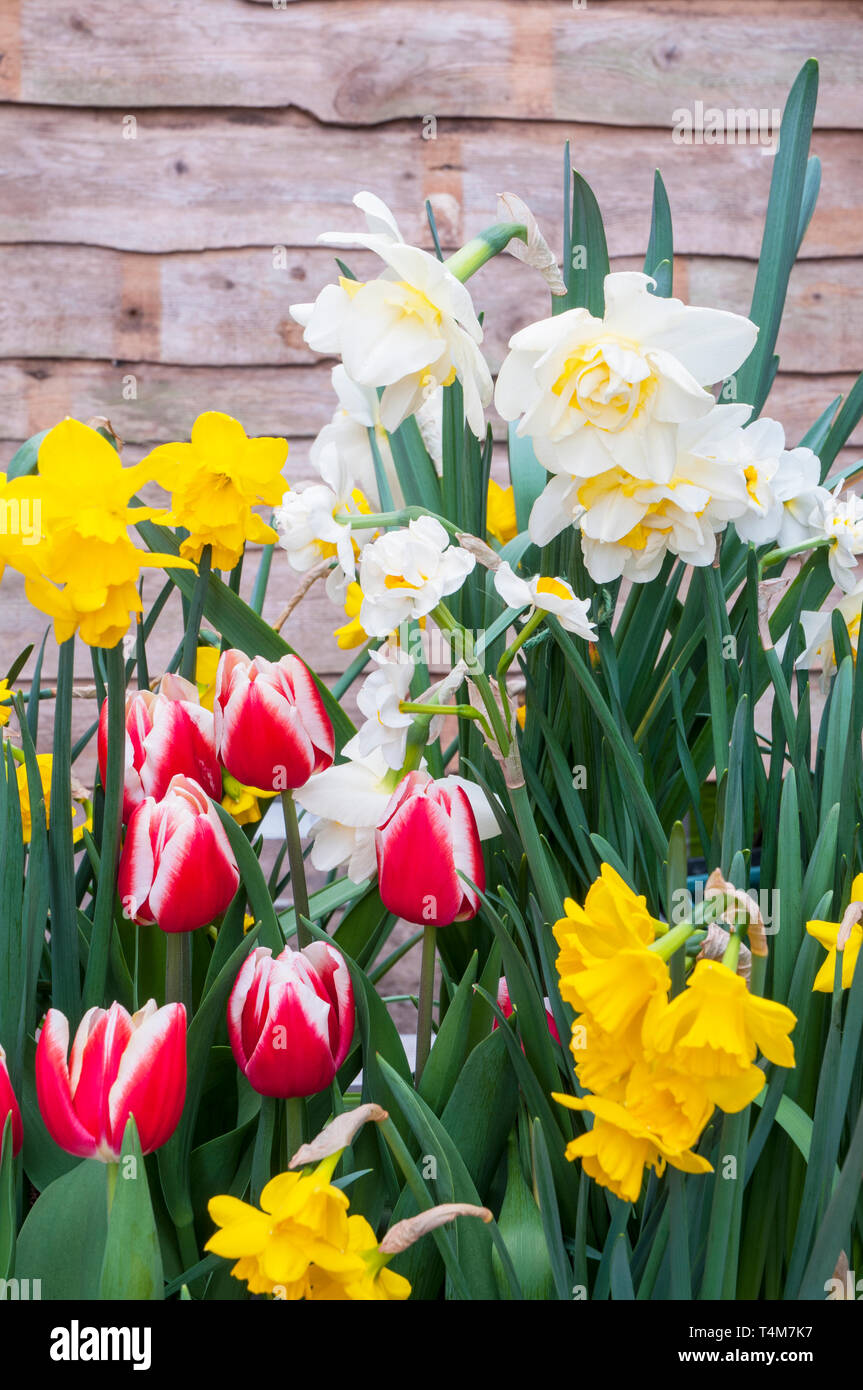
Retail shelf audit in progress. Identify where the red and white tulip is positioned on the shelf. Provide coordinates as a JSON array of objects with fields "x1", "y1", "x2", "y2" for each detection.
[
  {"x1": 214, "y1": 649, "x2": 335, "y2": 793},
  {"x1": 0, "y1": 1045, "x2": 23, "y2": 1160},
  {"x1": 228, "y1": 942, "x2": 354, "y2": 1098},
  {"x1": 98, "y1": 673, "x2": 222, "y2": 824},
  {"x1": 375, "y1": 770, "x2": 486, "y2": 926},
  {"x1": 35, "y1": 1000, "x2": 186, "y2": 1162},
  {"x1": 118, "y1": 774, "x2": 239, "y2": 934}
]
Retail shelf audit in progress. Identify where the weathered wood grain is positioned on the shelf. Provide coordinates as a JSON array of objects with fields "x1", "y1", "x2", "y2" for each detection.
[
  {"x1": 0, "y1": 359, "x2": 859, "y2": 452},
  {"x1": 2, "y1": 106, "x2": 860, "y2": 259},
  {"x1": 3, "y1": 244, "x2": 862, "y2": 375},
  {"x1": 2, "y1": 0, "x2": 860, "y2": 128}
]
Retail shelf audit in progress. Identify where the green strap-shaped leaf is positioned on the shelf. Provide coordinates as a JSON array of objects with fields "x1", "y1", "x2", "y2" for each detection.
[{"x1": 100, "y1": 1118, "x2": 164, "y2": 1300}]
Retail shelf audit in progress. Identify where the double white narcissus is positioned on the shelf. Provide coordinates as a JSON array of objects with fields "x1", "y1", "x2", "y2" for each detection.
[
  {"x1": 358, "y1": 516, "x2": 475, "y2": 637},
  {"x1": 214, "y1": 649, "x2": 335, "y2": 794},
  {"x1": 98, "y1": 673, "x2": 222, "y2": 825},
  {"x1": 375, "y1": 770, "x2": 486, "y2": 927},
  {"x1": 812, "y1": 487, "x2": 863, "y2": 592},
  {"x1": 118, "y1": 774, "x2": 240, "y2": 934},
  {"x1": 227, "y1": 943, "x2": 355, "y2": 1099},
  {"x1": 273, "y1": 445, "x2": 374, "y2": 598},
  {"x1": 496, "y1": 271, "x2": 757, "y2": 484},
  {"x1": 35, "y1": 1000, "x2": 186, "y2": 1162},
  {"x1": 291, "y1": 192, "x2": 493, "y2": 437}
]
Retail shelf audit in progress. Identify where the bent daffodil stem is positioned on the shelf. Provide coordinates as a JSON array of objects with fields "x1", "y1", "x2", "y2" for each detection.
[
  {"x1": 336, "y1": 505, "x2": 460, "y2": 539},
  {"x1": 443, "y1": 222, "x2": 528, "y2": 282},
  {"x1": 758, "y1": 534, "x2": 832, "y2": 576},
  {"x1": 281, "y1": 789, "x2": 311, "y2": 948},
  {"x1": 398, "y1": 700, "x2": 493, "y2": 742}
]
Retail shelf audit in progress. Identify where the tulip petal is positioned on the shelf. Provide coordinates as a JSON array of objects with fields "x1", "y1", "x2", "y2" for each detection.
[
  {"x1": 35, "y1": 1010, "x2": 100, "y2": 1159},
  {"x1": 106, "y1": 1002, "x2": 186, "y2": 1156}
]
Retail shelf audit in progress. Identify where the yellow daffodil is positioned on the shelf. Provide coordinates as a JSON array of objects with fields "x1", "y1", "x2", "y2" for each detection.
[
  {"x1": 143, "y1": 412, "x2": 289, "y2": 572},
  {"x1": 623, "y1": 1062, "x2": 714, "y2": 1153},
  {"x1": 205, "y1": 1157, "x2": 351, "y2": 1299},
  {"x1": 195, "y1": 644, "x2": 220, "y2": 711},
  {"x1": 486, "y1": 480, "x2": 518, "y2": 545},
  {"x1": 568, "y1": 1014, "x2": 636, "y2": 1100},
  {"x1": 554, "y1": 863, "x2": 663, "y2": 980},
  {"x1": 644, "y1": 959, "x2": 796, "y2": 1077},
  {"x1": 807, "y1": 874, "x2": 863, "y2": 991},
  {"x1": 16, "y1": 753, "x2": 91, "y2": 844},
  {"x1": 4, "y1": 419, "x2": 194, "y2": 648},
  {"x1": 0, "y1": 679, "x2": 13, "y2": 729},
  {"x1": 561, "y1": 946, "x2": 670, "y2": 1037},
  {"x1": 334, "y1": 581, "x2": 369, "y2": 649},
  {"x1": 305, "y1": 1215, "x2": 412, "y2": 1302},
  {"x1": 221, "y1": 780, "x2": 262, "y2": 826},
  {"x1": 553, "y1": 1092, "x2": 713, "y2": 1205},
  {"x1": 515, "y1": 701, "x2": 526, "y2": 730}
]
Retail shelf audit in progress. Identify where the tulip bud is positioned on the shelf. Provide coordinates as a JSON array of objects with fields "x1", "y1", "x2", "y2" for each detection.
[
  {"x1": 214, "y1": 649, "x2": 335, "y2": 794},
  {"x1": 118, "y1": 774, "x2": 239, "y2": 933},
  {"x1": 0, "y1": 1045, "x2": 23, "y2": 1160},
  {"x1": 35, "y1": 1000, "x2": 186, "y2": 1162},
  {"x1": 98, "y1": 674, "x2": 222, "y2": 823},
  {"x1": 228, "y1": 942, "x2": 354, "y2": 1098},
  {"x1": 496, "y1": 978, "x2": 561, "y2": 1044},
  {"x1": 375, "y1": 770, "x2": 485, "y2": 926}
]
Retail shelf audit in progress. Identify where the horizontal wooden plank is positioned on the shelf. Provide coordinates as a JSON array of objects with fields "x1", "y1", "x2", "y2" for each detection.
[
  {"x1": 1, "y1": 106, "x2": 860, "y2": 258},
  {"x1": 3, "y1": 244, "x2": 862, "y2": 375},
  {"x1": 2, "y1": 0, "x2": 860, "y2": 127},
  {"x1": 0, "y1": 358, "x2": 860, "y2": 453}
]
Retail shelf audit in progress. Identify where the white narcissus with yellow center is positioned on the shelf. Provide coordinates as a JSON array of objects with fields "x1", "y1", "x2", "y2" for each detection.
[
  {"x1": 793, "y1": 586, "x2": 863, "y2": 689},
  {"x1": 358, "y1": 515, "x2": 476, "y2": 637},
  {"x1": 294, "y1": 749, "x2": 499, "y2": 887},
  {"x1": 730, "y1": 418, "x2": 824, "y2": 548},
  {"x1": 291, "y1": 192, "x2": 492, "y2": 437},
  {"x1": 495, "y1": 271, "x2": 757, "y2": 484},
  {"x1": 493, "y1": 562, "x2": 597, "y2": 639},
  {"x1": 273, "y1": 445, "x2": 374, "y2": 598},
  {"x1": 810, "y1": 486, "x2": 863, "y2": 592}
]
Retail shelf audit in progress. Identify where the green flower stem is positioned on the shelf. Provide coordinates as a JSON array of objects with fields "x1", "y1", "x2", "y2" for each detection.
[
  {"x1": 83, "y1": 641, "x2": 126, "y2": 1011},
  {"x1": 650, "y1": 923, "x2": 697, "y2": 962},
  {"x1": 497, "y1": 607, "x2": 545, "y2": 682},
  {"x1": 414, "y1": 923, "x2": 438, "y2": 1085},
  {"x1": 721, "y1": 930, "x2": 742, "y2": 972},
  {"x1": 281, "y1": 790, "x2": 311, "y2": 949},
  {"x1": 336, "y1": 505, "x2": 459, "y2": 538},
  {"x1": 285, "y1": 1097, "x2": 305, "y2": 1166},
  {"x1": 443, "y1": 222, "x2": 527, "y2": 282},
  {"x1": 398, "y1": 700, "x2": 493, "y2": 741},
  {"x1": 759, "y1": 534, "x2": 832, "y2": 576},
  {"x1": 180, "y1": 543, "x2": 211, "y2": 681},
  {"x1": 165, "y1": 930, "x2": 193, "y2": 1014}
]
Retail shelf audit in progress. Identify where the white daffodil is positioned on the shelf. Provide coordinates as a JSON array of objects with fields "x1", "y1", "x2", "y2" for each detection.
[
  {"x1": 795, "y1": 586, "x2": 863, "y2": 689},
  {"x1": 529, "y1": 404, "x2": 752, "y2": 582},
  {"x1": 310, "y1": 365, "x2": 403, "y2": 508},
  {"x1": 291, "y1": 192, "x2": 492, "y2": 437},
  {"x1": 809, "y1": 486, "x2": 863, "y2": 592},
  {"x1": 358, "y1": 515, "x2": 475, "y2": 637},
  {"x1": 496, "y1": 270, "x2": 757, "y2": 484},
  {"x1": 294, "y1": 748, "x2": 395, "y2": 884},
  {"x1": 347, "y1": 643, "x2": 416, "y2": 770},
  {"x1": 294, "y1": 747, "x2": 497, "y2": 885},
  {"x1": 273, "y1": 447, "x2": 373, "y2": 593},
  {"x1": 731, "y1": 418, "x2": 823, "y2": 548},
  {"x1": 494, "y1": 562, "x2": 597, "y2": 639}
]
